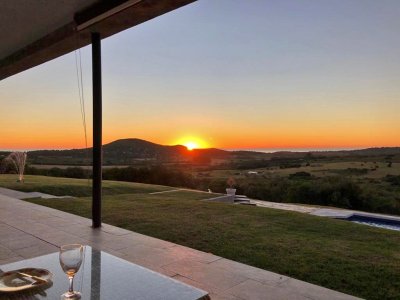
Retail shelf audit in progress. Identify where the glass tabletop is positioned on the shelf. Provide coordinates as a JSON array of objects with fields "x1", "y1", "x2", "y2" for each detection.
[{"x1": 0, "y1": 246, "x2": 209, "y2": 300}]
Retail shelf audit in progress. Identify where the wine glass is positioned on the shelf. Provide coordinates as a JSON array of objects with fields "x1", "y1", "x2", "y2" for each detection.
[{"x1": 59, "y1": 244, "x2": 84, "y2": 299}]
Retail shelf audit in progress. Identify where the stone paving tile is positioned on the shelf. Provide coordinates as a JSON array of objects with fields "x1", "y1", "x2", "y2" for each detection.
[
  {"x1": 38, "y1": 232, "x2": 88, "y2": 247},
  {"x1": 278, "y1": 278, "x2": 360, "y2": 300},
  {"x1": 210, "y1": 258, "x2": 289, "y2": 286},
  {"x1": 13, "y1": 242, "x2": 59, "y2": 259},
  {"x1": 21, "y1": 212, "x2": 55, "y2": 221},
  {"x1": 17, "y1": 223, "x2": 56, "y2": 237},
  {"x1": 33, "y1": 216, "x2": 73, "y2": 228},
  {"x1": 208, "y1": 292, "x2": 243, "y2": 300},
  {"x1": 163, "y1": 260, "x2": 248, "y2": 292},
  {"x1": 95, "y1": 237, "x2": 139, "y2": 251},
  {"x1": 172, "y1": 274, "x2": 226, "y2": 296},
  {"x1": 0, "y1": 245, "x2": 19, "y2": 261},
  {"x1": 119, "y1": 244, "x2": 184, "y2": 269},
  {"x1": 57, "y1": 223, "x2": 101, "y2": 237},
  {"x1": 94, "y1": 231, "x2": 176, "y2": 251},
  {"x1": 86, "y1": 239, "x2": 134, "y2": 252},
  {"x1": 27, "y1": 228, "x2": 67, "y2": 240},
  {"x1": 25, "y1": 205, "x2": 91, "y2": 226},
  {"x1": 79, "y1": 231, "x2": 129, "y2": 251},
  {"x1": 120, "y1": 243, "x2": 220, "y2": 267},
  {"x1": 149, "y1": 265, "x2": 178, "y2": 278},
  {"x1": 92, "y1": 247, "x2": 128, "y2": 260},
  {"x1": 101, "y1": 223, "x2": 133, "y2": 236},
  {"x1": 0, "y1": 215, "x2": 25, "y2": 226},
  {"x1": 121, "y1": 253, "x2": 164, "y2": 271},
  {"x1": 0, "y1": 232, "x2": 33, "y2": 244},
  {"x1": 122, "y1": 232, "x2": 177, "y2": 250},
  {"x1": 167, "y1": 245, "x2": 221, "y2": 264},
  {"x1": 0, "y1": 255, "x2": 25, "y2": 265},
  {"x1": 1, "y1": 235, "x2": 45, "y2": 250},
  {"x1": 79, "y1": 229, "x2": 116, "y2": 240},
  {"x1": 0, "y1": 225, "x2": 28, "y2": 240},
  {"x1": 227, "y1": 279, "x2": 313, "y2": 300}
]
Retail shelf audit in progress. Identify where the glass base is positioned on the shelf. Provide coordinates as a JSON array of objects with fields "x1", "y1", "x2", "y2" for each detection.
[{"x1": 61, "y1": 291, "x2": 82, "y2": 299}]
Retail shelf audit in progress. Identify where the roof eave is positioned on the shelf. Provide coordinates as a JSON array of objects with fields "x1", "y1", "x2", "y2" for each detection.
[{"x1": 0, "y1": 0, "x2": 196, "y2": 81}]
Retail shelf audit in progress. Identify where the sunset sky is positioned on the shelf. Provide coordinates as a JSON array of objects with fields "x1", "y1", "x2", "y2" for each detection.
[{"x1": 1, "y1": 0, "x2": 400, "y2": 150}]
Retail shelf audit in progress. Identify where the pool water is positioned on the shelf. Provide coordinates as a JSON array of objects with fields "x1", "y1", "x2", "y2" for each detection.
[{"x1": 346, "y1": 215, "x2": 400, "y2": 231}]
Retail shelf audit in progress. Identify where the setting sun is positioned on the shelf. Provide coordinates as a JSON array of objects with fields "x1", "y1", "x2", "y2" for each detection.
[
  {"x1": 173, "y1": 136, "x2": 209, "y2": 150},
  {"x1": 184, "y1": 141, "x2": 198, "y2": 151}
]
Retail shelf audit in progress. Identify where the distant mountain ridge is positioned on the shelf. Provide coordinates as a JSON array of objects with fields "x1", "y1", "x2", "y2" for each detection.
[
  {"x1": 326, "y1": 147, "x2": 400, "y2": 156},
  {"x1": 26, "y1": 138, "x2": 230, "y2": 165},
  {"x1": 103, "y1": 138, "x2": 188, "y2": 159},
  {"x1": 2, "y1": 138, "x2": 399, "y2": 165}
]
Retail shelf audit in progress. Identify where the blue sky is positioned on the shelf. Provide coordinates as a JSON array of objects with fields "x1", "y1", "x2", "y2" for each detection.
[{"x1": 1, "y1": 0, "x2": 399, "y2": 149}]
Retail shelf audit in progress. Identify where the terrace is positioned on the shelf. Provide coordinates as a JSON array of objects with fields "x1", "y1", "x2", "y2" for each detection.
[{"x1": 0, "y1": 189, "x2": 360, "y2": 299}]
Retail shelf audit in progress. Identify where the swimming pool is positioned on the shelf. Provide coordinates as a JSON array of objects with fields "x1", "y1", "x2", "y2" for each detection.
[{"x1": 344, "y1": 214, "x2": 400, "y2": 231}]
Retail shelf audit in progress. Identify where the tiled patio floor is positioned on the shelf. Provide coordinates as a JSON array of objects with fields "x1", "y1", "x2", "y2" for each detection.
[{"x1": 0, "y1": 194, "x2": 360, "y2": 299}]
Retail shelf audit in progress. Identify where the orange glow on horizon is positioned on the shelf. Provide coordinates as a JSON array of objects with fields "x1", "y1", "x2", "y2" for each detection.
[
  {"x1": 1, "y1": 127, "x2": 399, "y2": 151},
  {"x1": 1, "y1": 133, "x2": 400, "y2": 151}
]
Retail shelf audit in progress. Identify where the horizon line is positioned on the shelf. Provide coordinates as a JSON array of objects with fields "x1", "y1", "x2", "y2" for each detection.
[{"x1": 1, "y1": 145, "x2": 400, "y2": 154}]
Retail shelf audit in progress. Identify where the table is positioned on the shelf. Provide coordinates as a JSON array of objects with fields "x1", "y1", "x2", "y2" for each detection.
[{"x1": 0, "y1": 246, "x2": 210, "y2": 300}]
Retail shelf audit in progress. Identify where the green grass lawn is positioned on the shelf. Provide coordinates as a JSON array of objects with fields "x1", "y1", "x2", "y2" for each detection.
[
  {"x1": 1, "y1": 175, "x2": 400, "y2": 299},
  {"x1": 0, "y1": 175, "x2": 174, "y2": 196}
]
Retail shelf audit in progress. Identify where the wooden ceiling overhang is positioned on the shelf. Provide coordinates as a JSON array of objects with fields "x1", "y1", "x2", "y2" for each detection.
[{"x1": 0, "y1": 0, "x2": 196, "y2": 80}]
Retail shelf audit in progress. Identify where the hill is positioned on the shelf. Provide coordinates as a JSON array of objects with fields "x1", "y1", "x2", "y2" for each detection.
[
  {"x1": 3, "y1": 139, "x2": 400, "y2": 166},
  {"x1": 26, "y1": 138, "x2": 231, "y2": 165},
  {"x1": 311, "y1": 147, "x2": 400, "y2": 157}
]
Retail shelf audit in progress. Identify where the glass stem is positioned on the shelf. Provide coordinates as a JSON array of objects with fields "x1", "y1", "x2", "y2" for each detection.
[{"x1": 68, "y1": 276, "x2": 74, "y2": 293}]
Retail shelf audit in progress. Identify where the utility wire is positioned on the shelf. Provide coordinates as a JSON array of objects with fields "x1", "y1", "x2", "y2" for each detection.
[
  {"x1": 74, "y1": 49, "x2": 88, "y2": 150},
  {"x1": 74, "y1": 36, "x2": 90, "y2": 186}
]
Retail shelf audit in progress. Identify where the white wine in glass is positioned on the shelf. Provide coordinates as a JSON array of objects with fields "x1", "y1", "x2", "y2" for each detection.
[{"x1": 59, "y1": 244, "x2": 84, "y2": 299}]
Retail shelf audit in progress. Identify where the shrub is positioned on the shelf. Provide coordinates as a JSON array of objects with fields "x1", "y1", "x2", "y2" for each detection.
[
  {"x1": 289, "y1": 171, "x2": 312, "y2": 179},
  {"x1": 385, "y1": 175, "x2": 400, "y2": 186}
]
